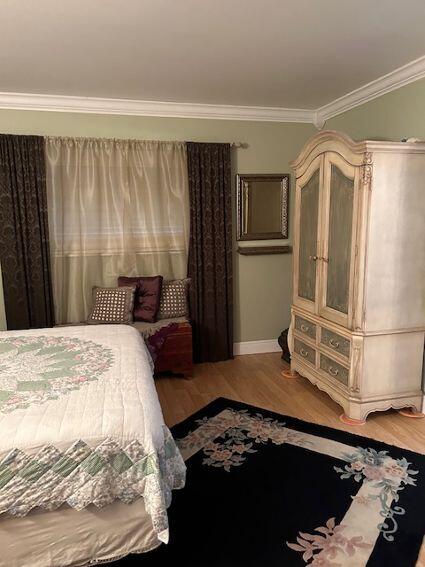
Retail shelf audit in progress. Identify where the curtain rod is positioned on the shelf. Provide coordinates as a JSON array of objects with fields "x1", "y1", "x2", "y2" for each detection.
[
  {"x1": 45, "y1": 135, "x2": 247, "y2": 148},
  {"x1": 186, "y1": 140, "x2": 247, "y2": 148}
]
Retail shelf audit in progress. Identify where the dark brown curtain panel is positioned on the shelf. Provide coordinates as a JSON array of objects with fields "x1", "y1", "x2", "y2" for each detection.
[
  {"x1": 186, "y1": 142, "x2": 233, "y2": 362},
  {"x1": 0, "y1": 134, "x2": 55, "y2": 329}
]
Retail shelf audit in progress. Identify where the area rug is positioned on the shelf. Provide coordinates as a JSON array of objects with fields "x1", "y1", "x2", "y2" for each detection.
[{"x1": 121, "y1": 398, "x2": 425, "y2": 566}]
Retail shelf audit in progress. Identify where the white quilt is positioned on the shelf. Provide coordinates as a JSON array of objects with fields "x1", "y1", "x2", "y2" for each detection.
[{"x1": 0, "y1": 324, "x2": 186, "y2": 543}]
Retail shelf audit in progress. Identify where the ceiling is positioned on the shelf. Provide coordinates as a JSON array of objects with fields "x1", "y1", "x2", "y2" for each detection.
[{"x1": 1, "y1": 0, "x2": 425, "y2": 109}]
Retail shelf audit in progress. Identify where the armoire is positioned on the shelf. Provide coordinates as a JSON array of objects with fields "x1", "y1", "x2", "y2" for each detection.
[{"x1": 288, "y1": 130, "x2": 425, "y2": 423}]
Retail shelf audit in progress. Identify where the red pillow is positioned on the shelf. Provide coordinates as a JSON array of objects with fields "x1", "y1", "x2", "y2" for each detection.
[{"x1": 118, "y1": 276, "x2": 163, "y2": 323}]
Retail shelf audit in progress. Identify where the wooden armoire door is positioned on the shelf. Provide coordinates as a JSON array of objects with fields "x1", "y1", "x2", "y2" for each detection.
[
  {"x1": 293, "y1": 155, "x2": 324, "y2": 314},
  {"x1": 318, "y1": 152, "x2": 360, "y2": 328}
]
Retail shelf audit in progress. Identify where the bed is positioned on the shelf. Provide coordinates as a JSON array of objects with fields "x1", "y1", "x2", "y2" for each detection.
[{"x1": 0, "y1": 324, "x2": 186, "y2": 566}]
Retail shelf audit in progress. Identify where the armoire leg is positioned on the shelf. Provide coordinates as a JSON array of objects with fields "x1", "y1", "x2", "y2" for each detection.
[
  {"x1": 339, "y1": 413, "x2": 366, "y2": 426},
  {"x1": 397, "y1": 407, "x2": 425, "y2": 419},
  {"x1": 281, "y1": 368, "x2": 300, "y2": 379}
]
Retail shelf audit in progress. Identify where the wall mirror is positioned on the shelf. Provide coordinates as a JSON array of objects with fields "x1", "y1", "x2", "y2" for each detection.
[{"x1": 236, "y1": 173, "x2": 289, "y2": 241}]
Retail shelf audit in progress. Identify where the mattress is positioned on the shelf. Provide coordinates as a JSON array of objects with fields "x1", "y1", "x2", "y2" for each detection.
[{"x1": 0, "y1": 324, "x2": 185, "y2": 550}]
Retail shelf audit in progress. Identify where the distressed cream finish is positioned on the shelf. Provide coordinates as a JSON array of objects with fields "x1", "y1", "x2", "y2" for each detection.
[{"x1": 290, "y1": 130, "x2": 425, "y2": 421}]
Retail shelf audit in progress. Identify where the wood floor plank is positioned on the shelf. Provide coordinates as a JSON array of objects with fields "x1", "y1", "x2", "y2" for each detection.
[
  {"x1": 155, "y1": 353, "x2": 425, "y2": 566},
  {"x1": 156, "y1": 353, "x2": 425, "y2": 454}
]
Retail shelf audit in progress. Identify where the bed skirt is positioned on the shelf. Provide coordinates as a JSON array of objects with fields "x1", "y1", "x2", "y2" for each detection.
[{"x1": 0, "y1": 498, "x2": 159, "y2": 567}]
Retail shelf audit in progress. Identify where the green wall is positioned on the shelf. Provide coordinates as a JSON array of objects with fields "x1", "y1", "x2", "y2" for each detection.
[
  {"x1": 2, "y1": 78, "x2": 421, "y2": 340},
  {"x1": 0, "y1": 109, "x2": 315, "y2": 342},
  {"x1": 326, "y1": 78, "x2": 425, "y2": 140}
]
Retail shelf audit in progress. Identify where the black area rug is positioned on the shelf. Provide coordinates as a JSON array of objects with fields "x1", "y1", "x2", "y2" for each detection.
[{"x1": 119, "y1": 398, "x2": 425, "y2": 566}]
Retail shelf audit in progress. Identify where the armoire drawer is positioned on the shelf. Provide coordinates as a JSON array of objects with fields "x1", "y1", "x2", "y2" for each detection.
[
  {"x1": 294, "y1": 338, "x2": 316, "y2": 367},
  {"x1": 319, "y1": 354, "x2": 349, "y2": 386},
  {"x1": 320, "y1": 328, "x2": 350, "y2": 359},
  {"x1": 294, "y1": 316, "x2": 316, "y2": 340}
]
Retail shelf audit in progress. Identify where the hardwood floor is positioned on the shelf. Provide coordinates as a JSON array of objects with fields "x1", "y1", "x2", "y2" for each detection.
[
  {"x1": 156, "y1": 353, "x2": 425, "y2": 565},
  {"x1": 156, "y1": 352, "x2": 425, "y2": 454}
]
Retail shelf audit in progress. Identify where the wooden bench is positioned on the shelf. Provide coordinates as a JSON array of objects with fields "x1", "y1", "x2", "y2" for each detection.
[
  {"x1": 132, "y1": 318, "x2": 193, "y2": 379},
  {"x1": 154, "y1": 321, "x2": 193, "y2": 379},
  {"x1": 58, "y1": 318, "x2": 194, "y2": 379}
]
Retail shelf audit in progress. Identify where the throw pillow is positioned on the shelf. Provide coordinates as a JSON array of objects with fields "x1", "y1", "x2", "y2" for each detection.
[
  {"x1": 158, "y1": 278, "x2": 190, "y2": 320},
  {"x1": 118, "y1": 275, "x2": 163, "y2": 323},
  {"x1": 87, "y1": 286, "x2": 135, "y2": 325}
]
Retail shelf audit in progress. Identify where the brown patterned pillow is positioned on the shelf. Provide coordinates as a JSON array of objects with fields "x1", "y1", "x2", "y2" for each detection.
[
  {"x1": 87, "y1": 286, "x2": 135, "y2": 325},
  {"x1": 158, "y1": 279, "x2": 190, "y2": 320}
]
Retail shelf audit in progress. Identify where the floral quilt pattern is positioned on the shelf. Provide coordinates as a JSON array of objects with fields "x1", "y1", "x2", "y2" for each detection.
[
  {"x1": 0, "y1": 335, "x2": 113, "y2": 413},
  {"x1": 0, "y1": 425, "x2": 186, "y2": 538}
]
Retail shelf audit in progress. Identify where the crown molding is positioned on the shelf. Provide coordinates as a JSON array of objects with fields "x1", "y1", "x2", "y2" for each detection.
[
  {"x1": 316, "y1": 54, "x2": 425, "y2": 127},
  {"x1": 0, "y1": 54, "x2": 424, "y2": 126},
  {"x1": 0, "y1": 91, "x2": 315, "y2": 123}
]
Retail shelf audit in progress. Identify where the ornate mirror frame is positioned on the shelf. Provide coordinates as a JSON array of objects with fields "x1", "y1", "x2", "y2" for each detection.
[{"x1": 236, "y1": 173, "x2": 290, "y2": 241}]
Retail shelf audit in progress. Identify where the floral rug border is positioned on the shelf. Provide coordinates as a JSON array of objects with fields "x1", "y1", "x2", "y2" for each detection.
[{"x1": 177, "y1": 407, "x2": 419, "y2": 566}]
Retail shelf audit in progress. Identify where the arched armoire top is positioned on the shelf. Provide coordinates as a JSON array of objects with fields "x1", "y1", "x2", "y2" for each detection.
[{"x1": 290, "y1": 129, "x2": 425, "y2": 178}]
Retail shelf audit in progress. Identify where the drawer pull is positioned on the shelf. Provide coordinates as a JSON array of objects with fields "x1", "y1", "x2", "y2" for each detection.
[
  {"x1": 300, "y1": 348, "x2": 309, "y2": 358},
  {"x1": 329, "y1": 338, "x2": 340, "y2": 349},
  {"x1": 300, "y1": 324, "x2": 310, "y2": 333},
  {"x1": 328, "y1": 366, "x2": 339, "y2": 377}
]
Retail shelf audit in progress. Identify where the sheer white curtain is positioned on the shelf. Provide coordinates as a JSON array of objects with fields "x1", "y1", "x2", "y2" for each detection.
[{"x1": 45, "y1": 137, "x2": 189, "y2": 324}]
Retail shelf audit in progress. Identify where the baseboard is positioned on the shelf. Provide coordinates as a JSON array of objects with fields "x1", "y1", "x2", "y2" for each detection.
[{"x1": 233, "y1": 339, "x2": 280, "y2": 356}]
